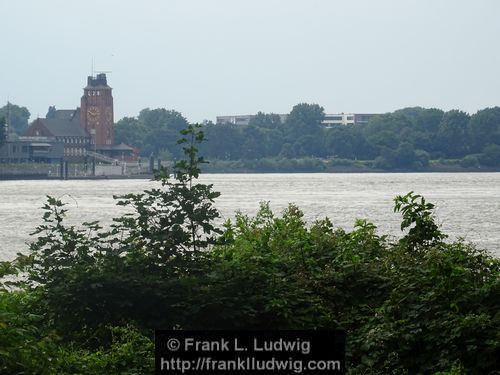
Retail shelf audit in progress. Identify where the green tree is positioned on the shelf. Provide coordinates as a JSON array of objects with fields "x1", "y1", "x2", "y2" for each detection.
[
  {"x1": 468, "y1": 107, "x2": 500, "y2": 153},
  {"x1": 200, "y1": 123, "x2": 244, "y2": 160},
  {"x1": 325, "y1": 125, "x2": 352, "y2": 159},
  {"x1": 0, "y1": 102, "x2": 31, "y2": 134},
  {"x1": 394, "y1": 142, "x2": 417, "y2": 168},
  {"x1": 284, "y1": 103, "x2": 324, "y2": 140},
  {"x1": 291, "y1": 134, "x2": 324, "y2": 157},
  {"x1": 248, "y1": 112, "x2": 283, "y2": 129},
  {"x1": 394, "y1": 191, "x2": 446, "y2": 250},
  {"x1": 436, "y1": 110, "x2": 470, "y2": 158},
  {"x1": 478, "y1": 143, "x2": 500, "y2": 166},
  {"x1": 139, "y1": 108, "x2": 188, "y2": 132},
  {"x1": 114, "y1": 116, "x2": 146, "y2": 149},
  {"x1": 46, "y1": 105, "x2": 57, "y2": 119},
  {"x1": 241, "y1": 125, "x2": 267, "y2": 159},
  {"x1": 365, "y1": 108, "x2": 444, "y2": 156},
  {"x1": 0, "y1": 117, "x2": 6, "y2": 147},
  {"x1": 363, "y1": 113, "x2": 411, "y2": 150},
  {"x1": 138, "y1": 108, "x2": 189, "y2": 157},
  {"x1": 394, "y1": 107, "x2": 444, "y2": 134}
]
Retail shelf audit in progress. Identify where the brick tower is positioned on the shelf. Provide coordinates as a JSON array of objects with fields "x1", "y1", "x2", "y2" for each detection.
[{"x1": 80, "y1": 73, "x2": 114, "y2": 147}]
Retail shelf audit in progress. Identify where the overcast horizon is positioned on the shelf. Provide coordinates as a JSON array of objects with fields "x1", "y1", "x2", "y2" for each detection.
[{"x1": 2, "y1": 0, "x2": 500, "y2": 123}]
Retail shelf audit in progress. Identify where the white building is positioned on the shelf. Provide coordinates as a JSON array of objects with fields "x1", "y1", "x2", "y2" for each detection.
[{"x1": 216, "y1": 113, "x2": 378, "y2": 127}]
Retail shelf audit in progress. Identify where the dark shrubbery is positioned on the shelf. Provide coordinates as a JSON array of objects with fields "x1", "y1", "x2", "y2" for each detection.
[{"x1": 1, "y1": 126, "x2": 499, "y2": 374}]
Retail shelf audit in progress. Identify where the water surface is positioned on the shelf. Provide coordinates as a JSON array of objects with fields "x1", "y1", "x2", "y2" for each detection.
[{"x1": 1, "y1": 173, "x2": 499, "y2": 260}]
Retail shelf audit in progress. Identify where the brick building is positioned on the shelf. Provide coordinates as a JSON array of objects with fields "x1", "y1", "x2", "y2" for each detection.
[{"x1": 22, "y1": 74, "x2": 137, "y2": 162}]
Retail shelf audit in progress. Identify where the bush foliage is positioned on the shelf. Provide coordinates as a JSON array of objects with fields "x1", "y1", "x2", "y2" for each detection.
[{"x1": 1, "y1": 126, "x2": 499, "y2": 374}]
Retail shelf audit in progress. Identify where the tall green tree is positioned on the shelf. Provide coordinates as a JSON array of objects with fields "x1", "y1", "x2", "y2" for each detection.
[
  {"x1": 139, "y1": 108, "x2": 188, "y2": 132},
  {"x1": 0, "y1": 102, "x2": 31, "y2": 134},
  {"x1": 468, "y1": 107, "x2": 500, "y2": 153},
  {"x1": 436, "y1": 110, "x2": 470, "y2": 158},
  {"x1": 248, "y1": 112, "x2": 283, "y2": 129},
  {"x1": 200, "y1": 123, "x2": 244, "y2": 160},
  {"x1": 284, "y1": 103, "x2": 324, "y2": 140},
  {"x1": 363, "y1": 113, "x2": 411, "y2": 150},
  {"x1": 46, "y1": 106, "x2": 57, "y2": 119},
  {"x1": 114, "y1": 117, "x2": 146, "y2": 149},
  {"x1": 479, "y1": 143, "x2": 500, "y2": 166},
  {"x1": 138, "y1": 108, "x2": 189, "y2": 157}
]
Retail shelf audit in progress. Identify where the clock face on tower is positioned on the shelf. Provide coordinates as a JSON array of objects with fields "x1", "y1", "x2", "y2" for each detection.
[{"x1": 87, "y1": 107, "x2": 100, "y2": 123}]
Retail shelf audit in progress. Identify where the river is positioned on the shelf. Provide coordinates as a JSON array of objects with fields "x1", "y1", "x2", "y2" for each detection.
[{"x1": 1, "y1": 173, "x2": 499, "y2": 260}]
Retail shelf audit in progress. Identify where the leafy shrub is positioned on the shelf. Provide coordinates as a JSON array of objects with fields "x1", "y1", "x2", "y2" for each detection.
[
  {"x1": 479, "y1": 144, "x2": 500, "y2": 166},
  {"x1": 460, "y1": 154, "x2": 480, "y2": 168}
]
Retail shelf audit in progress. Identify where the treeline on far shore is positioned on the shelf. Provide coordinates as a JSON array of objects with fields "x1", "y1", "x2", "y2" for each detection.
[
  {"x1": 2, "y1": 102, "x2": 500, "y2": 171},
  {"x1": 115, "y1": 104, "x2": 500, "y2": 171}
]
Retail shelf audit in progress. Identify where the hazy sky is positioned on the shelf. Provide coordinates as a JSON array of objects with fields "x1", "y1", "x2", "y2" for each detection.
[{"x1": 2, "y1": 0, "x2": 500, "y2": 123}]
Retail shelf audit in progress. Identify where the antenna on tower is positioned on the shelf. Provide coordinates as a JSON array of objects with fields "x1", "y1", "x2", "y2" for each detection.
[{"x1": 91, "y1": 57, "x2": 94, "y2": 77}]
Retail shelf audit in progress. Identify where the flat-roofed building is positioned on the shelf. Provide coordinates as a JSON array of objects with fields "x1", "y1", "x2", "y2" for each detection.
[
  {"x1": 0, "y1": 138, "x2": 64, "y2": 162},
  {"x1": 322, "y1": 113, "x2": 378, "y2": 127},
  {"x1": 216, "y1": 113, "x2": 378, "y2": 127}
]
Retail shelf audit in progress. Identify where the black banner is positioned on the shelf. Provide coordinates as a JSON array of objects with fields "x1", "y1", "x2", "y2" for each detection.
[{"x1": 155, "y1": 330, "x2": 345, "y2": 374}]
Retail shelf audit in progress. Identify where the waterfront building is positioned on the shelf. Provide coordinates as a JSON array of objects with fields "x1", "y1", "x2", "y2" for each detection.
[
  {"x1": 24, "y1": 109, "x2": 90, "y2": 161},
  {"x1": 21, "y1": 74, "x2": 137, "y2": 162},
  {"x1": 0, "y1": 138, "x2": 64, "y2": 162}
]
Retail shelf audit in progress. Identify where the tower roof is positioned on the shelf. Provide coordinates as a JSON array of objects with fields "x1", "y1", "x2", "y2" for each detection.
[{"x1": 85, "y1": 73, "x2": 111, "y2": 89}]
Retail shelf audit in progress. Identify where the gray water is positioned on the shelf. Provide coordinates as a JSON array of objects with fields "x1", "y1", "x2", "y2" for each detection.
[{"x1": 1, "y1": 173, "x2": 499, "y2": 260}]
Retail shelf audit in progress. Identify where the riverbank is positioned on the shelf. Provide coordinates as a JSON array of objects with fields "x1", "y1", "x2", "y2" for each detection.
[{"x1": 2, "y1": 158, "x2": 500, "y2": 180}]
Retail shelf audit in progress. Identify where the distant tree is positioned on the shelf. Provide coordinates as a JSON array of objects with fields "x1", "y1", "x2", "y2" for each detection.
[
  {"x1": 0, "y1": 103, "x2": 30, "y2": 134},
  {"x1": 479, "y1": 144, "x2": 500, "y2": 166},
  {"x1": 394, "y1": 107, "x2": 444, "y2": 153},
  {"x1": 248, "y1": 112, "x2": 283, "y2": 129},
  {"x1": 0, "y1": 117, "x2": 6, "y2": 147},
  {"x1": 436, "y1": 110, "x2": 470, "y2": 158},
  {"x1": 363, "y1": 113, "x2": 411, "y2": 150},
  {"x1": 394, "y1": 142, "x2": 417, "y2": 168},
  {"x1": 138, "y1": 108, "x2": 188, "y2": 132},
  {"x1": 262, "y1": 128, "x2": 285, "y2": 157},
  {"x1": 394, "y1": 107, "x2": 444, "y2": 134},
  {"x1": 284, "y1": 103, "x2": 324, "y2": 140},
  {"x1": 279, "y1": 143, "x2": 294, "y2": 158},
  {"x1": 414, "y1": 149, "x2": 430, "y2": 168},
  {"x1": 468, "y1": 107, "x2": 500, "y2": 153},
  {"x1": 241, "y1": 126, "x2": 267, "y2": 159},
  {"x1": 143, "y1": 127, "x2": 178, "y2": 158},
  {"x1": 325, "y1": 125, "x2": 357, "y2": 159},
  {"x1": 114, "y1": 117, "x2": 146, "y2": 149},
  {"x1": 46, "y1": 106, "x2": 57, "y2": 119},
  {"x1": 201, "y1": 123, "x2": 244, "y2": 160},
  {"x1": 117, "y1": 108, "x2": 189, "y2": 157}
]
